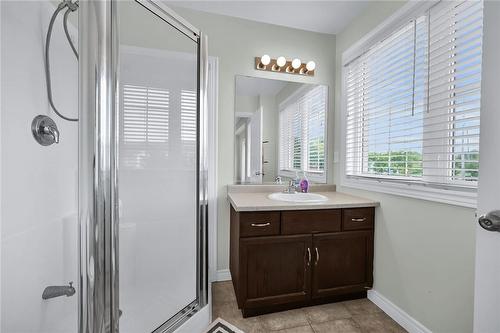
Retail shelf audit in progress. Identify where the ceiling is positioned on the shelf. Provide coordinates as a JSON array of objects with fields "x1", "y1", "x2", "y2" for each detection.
[{"x1": 166, "y1": 1, "x2": 372, "y2": 35}]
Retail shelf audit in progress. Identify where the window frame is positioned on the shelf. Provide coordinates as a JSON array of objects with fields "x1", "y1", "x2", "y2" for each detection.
[
  {"x1": 340, "y1": 0, "x2": 479, "y2": 208},
  {"x1": 278, "y1": 85, "x2": 329, "y2": 183}
]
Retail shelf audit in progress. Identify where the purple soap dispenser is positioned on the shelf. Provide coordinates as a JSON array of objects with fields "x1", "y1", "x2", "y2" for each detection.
[{"x1": 300, "y1": 172, "x2": 309, "y2": 193}]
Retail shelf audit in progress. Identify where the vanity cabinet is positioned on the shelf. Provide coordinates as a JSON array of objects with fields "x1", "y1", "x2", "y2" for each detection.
[{"x1": 230, "y1": 206, "x2": 375, "y2": 317}]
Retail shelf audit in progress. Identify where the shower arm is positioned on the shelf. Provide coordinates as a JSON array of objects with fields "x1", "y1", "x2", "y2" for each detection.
[{"x1": 44, "y1": 0, "x2": 79, "y2": 122}]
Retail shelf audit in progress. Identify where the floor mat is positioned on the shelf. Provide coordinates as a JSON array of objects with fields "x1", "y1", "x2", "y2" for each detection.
[{"x1": 204, "y1": 318, "x2": 245, "y2": 333}]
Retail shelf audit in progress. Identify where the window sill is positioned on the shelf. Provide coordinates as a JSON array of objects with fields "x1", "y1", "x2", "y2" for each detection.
[{"x1": 340, "y1": 176, "x2": 477, "y2": 208}]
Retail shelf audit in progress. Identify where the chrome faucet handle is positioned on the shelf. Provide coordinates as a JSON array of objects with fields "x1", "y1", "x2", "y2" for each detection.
[
  {"x1": 275, "y1": 176, "x2": 282, "y2": 184},
  {"x1": 43, "y1": 125, "x2": 60, "y2": 143},
  {"x1": 32, "y1": 115, "x2": 60, "y2": 146},
  {"x1": 283, "y1": 180, "x2": 296, "y2": 194}
]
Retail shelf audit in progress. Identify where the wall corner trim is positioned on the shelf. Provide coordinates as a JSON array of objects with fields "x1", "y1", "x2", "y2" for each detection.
[
  {"x1": 215, "y1": 269, "x2": 232, "y2": 282},
  {"x1": 368, "y1": 290, "x2": 432, "y2": 333}
]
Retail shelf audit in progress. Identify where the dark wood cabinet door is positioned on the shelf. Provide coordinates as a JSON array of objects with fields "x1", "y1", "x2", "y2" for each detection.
[
  {"x1": 240, "y1": 235, "x2": 312, "y2": 309},
  {"x1": 312, "y1": 231, "x2": 373, "y2": 299}
]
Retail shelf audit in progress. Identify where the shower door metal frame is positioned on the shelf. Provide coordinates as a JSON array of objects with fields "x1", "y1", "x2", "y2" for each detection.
[
  {"x1": 79, "y1": 0, "x2": 119, "y2": 332},
  {"x1": 78, "y1": 1, "x2": 208, "y2": 332}
]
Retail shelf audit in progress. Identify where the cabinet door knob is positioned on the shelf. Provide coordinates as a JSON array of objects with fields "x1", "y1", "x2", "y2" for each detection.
[
  {"x1": 251, "y1": 222, "x2": 271, "y2": 227},
  {"x1": 315, "y1": 247, "x2": 319, "y2": 265},
  {"x1": 351, "y1": 218, "x2": 366, "y2": 222},
  {"x1": 307, "y1": 247, "x2": 311, "y2": 266}
]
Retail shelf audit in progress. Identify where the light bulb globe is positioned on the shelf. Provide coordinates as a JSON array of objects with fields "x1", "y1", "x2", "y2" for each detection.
[
  {"x1": 261, "y1": 54, "x2": 271, "y2": 66},
  {"x1": 276, "y1": 56, "x2": 286, "y2": 67},
  {"x1": 306, "y1": 61, "x2": 316, "y2": 71}
]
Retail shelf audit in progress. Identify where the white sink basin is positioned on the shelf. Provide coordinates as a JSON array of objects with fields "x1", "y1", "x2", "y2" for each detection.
[{"x1": 268, "y1": 192, "x2": 328, "y2": 203}]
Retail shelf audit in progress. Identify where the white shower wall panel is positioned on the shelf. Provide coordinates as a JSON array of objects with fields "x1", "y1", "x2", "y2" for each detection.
[{"x1": 1, "y1": 1, "x2": 78, "y2": 332}]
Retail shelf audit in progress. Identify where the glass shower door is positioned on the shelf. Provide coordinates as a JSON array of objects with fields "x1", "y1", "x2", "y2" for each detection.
[
  {"x1": 79, "y1": 0, "x2": 208, "y2": 331},
  {"x1": 116, "y1": 1, "x2": 207, "y2": 332}
]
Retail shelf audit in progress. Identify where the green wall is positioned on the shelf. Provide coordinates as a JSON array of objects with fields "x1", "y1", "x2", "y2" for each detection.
[
  {"x1": 171, "y1": 6, "x2": 337, "y2": 274},
  {"x1": 334, "y1": 2, "x2": 476, "y2": 332}
]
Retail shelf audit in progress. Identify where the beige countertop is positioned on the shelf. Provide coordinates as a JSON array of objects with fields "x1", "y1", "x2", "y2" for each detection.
[{"x1": 227, "y1": 185, "x2": 379, "y2": 212}]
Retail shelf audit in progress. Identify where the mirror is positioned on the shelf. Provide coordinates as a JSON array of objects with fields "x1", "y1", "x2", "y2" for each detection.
[{"x1": 234, "y1": 75, "x2": 328, "y2": 184}]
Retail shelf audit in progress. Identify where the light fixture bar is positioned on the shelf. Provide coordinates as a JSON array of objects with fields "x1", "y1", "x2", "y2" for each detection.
[{"x1": 254, "y1": 56, "x2": 315, "y2": 76}]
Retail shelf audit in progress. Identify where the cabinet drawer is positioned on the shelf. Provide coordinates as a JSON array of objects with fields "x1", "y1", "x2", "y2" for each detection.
[
  {"x1": 343, "y1": 208, "x2": 374, "y2": 231},
  {"x1": 281, "y1": 210, "x2": 341, "y2": 235},
  {"x1": 240, "y1": 212, "x2": 280, "y2": 237}
]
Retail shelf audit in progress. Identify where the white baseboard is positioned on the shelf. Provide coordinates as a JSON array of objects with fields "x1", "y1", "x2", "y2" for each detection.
[
  {"x1": 368, "y1": 290, "x2": 432, "y2": 333},
  {"x1": 215, "y1": 269, "x2": 231, "y2": 282}
]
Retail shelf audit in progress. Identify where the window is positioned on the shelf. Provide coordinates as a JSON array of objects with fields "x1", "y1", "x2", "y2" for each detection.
[
  {"x1": 279, "y1": 85, "x2": 327, "y2": 181},
  {"x1": 343, "y1": 0, "x2": 483, "y2": 203}
]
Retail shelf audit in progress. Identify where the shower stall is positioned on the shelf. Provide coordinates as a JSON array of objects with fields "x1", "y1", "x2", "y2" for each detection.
[{"x1": 1, "y1": 1, "x2": 209, "y2": 332}]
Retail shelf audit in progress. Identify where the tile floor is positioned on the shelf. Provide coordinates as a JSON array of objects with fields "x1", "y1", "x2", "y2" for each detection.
[{"x1": 211, "y1": 281, "x2": 407, "y2": 333}]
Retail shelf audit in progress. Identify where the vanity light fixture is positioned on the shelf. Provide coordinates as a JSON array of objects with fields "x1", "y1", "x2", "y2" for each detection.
[
  {"x1": 257, "y1": 54, "x2": 271, "y2": 69},
  {"x1": 255, "y1": 56, "x2": 315, "y2": 76}
]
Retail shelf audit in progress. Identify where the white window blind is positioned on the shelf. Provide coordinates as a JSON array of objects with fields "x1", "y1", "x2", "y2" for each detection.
[
  {"x1": 181, "y1": 89, "x2": 197, "y2": 142},
  {"x1": 181, "y1": 89, "x2": 197, "y2": 166},
  {"x1": 121, "y1": 84, "x2": 170, "y2": 169},
  {"x1": 305, "y1": 86, "x2": 327, "y2": 172},
  {"x1": 280, "y1": 102, "x2": 302, "y2": 171},
  {"x1": 123, "y1": 84, "x2": 170, "y2": 143},
  {"x1": 345, "y1": 0, "x2": 483, "y2": 188},
  {"x1": 279, "y1": 85, "x2": 327, "y2": 178}
]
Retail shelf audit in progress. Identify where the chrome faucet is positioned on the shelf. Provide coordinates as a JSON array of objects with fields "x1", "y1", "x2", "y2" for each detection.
[
  {"x1": 43, "y1": 125, "x2": 60, "y2": 143},
  {"x1": 283, "y1": 180, "x2": 297, "y2": 194},
  {"x1": 42, "y1": 282, "x2": 75, "y2": 300}
]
